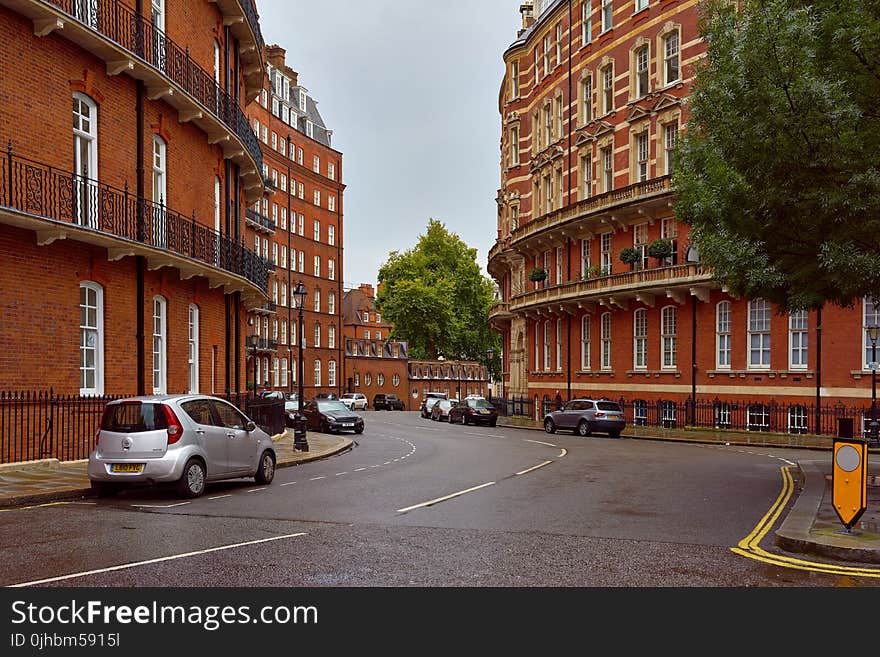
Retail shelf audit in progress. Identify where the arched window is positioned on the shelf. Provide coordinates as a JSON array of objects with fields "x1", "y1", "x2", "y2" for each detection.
[
  {"x1": 328, "y1": 325, "x2": 336, "y2": 349},
  {"x1": 79, "y1": 282, "x2": 104, "y2": 395},
  {"x1": 747, "y1": 403, "x2": 770, "y2": 432},
  {"x1": 72, "y1": 93, "x2": 98, "y2": 228},
  {"x1": 632, "y1": 399, "x2": 647, "y2": 426},
  {"x1": 151, "y1": 135, "x2": 167, "y2": 246},
  {"x1": 188, "y1": 304, "x2": 199, "y2": 393},
  {"x1": 152, "y1": 296, "x2": 167, "y2": 394}
]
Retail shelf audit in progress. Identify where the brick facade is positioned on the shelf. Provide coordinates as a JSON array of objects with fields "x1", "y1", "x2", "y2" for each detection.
[
  {"x1": 0, "y1": 1, "x2": 268, "y2": 400},
  {"x1": 489, "y1": 1, "x2": 876, "y2": 433}
]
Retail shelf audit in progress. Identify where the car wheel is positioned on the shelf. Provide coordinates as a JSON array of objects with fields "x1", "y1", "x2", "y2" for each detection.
[
  {"x1": 489, "y1": 420, "x2": 497, "y2": 427},
  {"x1": 90, "y1": 481, "x2": 120, "y2": 498},
  {"x1": 544, "y1": 418, "x2": 556, "y2": 434},
  {"x1": 254, "y1": 450, "x2": 276, "y2": 485},
  {"x1": 577, "y1": 420, "x2": 592, "y2": 437},
  {"x1": 355, "y1": 427, "x2": 364, "y2": 434},
  {"x1": 176, "y1": 459, "x2": 206, "y2": 498}
]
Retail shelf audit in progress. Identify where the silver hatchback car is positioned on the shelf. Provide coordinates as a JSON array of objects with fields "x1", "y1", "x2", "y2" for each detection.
[
  {"x1": 543, "y1": 398, "x2": 626, "y2": 437},
  {"x1": 88, "y1": 394, "x2": 277, "y2": 498}
]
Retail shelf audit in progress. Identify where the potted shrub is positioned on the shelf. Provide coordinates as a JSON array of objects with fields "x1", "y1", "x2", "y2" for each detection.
[
  {"x1": 647, "y1": 238, "x2": 673, "y2": 261},
  {"x1": 582, "y1": 264, "x2": 602, "y2": 279},
  {"x1": 529, "y1": 267, "x2": 548, "y2": 283},
  {"x1": 619, "y1": 247, "x2": 641, "y2": 267}
]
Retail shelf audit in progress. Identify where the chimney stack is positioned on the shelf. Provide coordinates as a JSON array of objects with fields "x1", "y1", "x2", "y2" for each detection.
[
  {"x1": 358, "y1": 283, "x2": 375, "y2": 299},
  {"x1": 266, "y1": 44, "x2": 286, "y2": 71},
  {"x1": 519, "y1": 2, "x2": 535, "y2": 32}
]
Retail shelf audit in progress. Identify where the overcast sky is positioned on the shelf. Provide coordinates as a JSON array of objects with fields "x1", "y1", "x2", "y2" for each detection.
[{"x1": 256, "y1": 0, "x2": 522, "y2": 291}]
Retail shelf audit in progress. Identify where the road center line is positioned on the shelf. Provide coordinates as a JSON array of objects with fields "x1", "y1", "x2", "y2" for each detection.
[
  {"x1": 516, "y1": 460, "x2": 553, "y2": 476},
  {"x1": 397, "y1": 482, "x2": 496, "y2": 513},
  {"x1": 130, "y1": 502, "x2": 191, "y2": 508},
  {"x1": 524, "y1": 439, "x2": 558, "y2": 447},
  {"x1": 309, "y1": 476, "x2": 326, "y2": 481},
  {"x1": 208, "y1": 494, "x2": 232, "y2": 500},
  {"x1": 10, "y1": 532, "x2": 309, "y2": 588}
]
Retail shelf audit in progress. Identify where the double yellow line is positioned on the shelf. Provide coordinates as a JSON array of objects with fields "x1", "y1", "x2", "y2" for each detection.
[{"x1": 733, "y1": 466, "x2": 880, "y2": 577}]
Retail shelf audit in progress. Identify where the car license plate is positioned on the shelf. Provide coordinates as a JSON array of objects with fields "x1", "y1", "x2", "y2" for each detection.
[
  {"x1": 343, "y1": 423, "x2": 353, "y2": 427},
  {"x1": 110, "y1": 463, "x2": 144, "y2": 474},
  {"x1": 480, "y1": 410, "x2": 489, "y2": 414}
]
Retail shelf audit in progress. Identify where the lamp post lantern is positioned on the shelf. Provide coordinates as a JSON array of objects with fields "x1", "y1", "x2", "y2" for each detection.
[
  {"x1": 292, "y1": 280, "x2": 309, "y2": 451},
  {"x1": 248, "y1": 333, "x2": 260, "y2": 396},
  {"x1": 868, "y1": 325, "x2": 880, "y2": 445}
]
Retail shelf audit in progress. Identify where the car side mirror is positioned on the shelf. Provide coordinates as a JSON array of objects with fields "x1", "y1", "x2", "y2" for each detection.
[{"x1": 246, "y1": 420, "x2": 257, "y2": 432}]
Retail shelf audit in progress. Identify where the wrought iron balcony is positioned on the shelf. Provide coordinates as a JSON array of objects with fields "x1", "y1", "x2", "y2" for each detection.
[
  {"x1": 0, "y1": 147, "x2": 269, "y2": 297},
  {"x1": 245, "y1": 208, "x2": 276, "y2": 234},
  {"x1": 246, "y1": 335, "x2": 279, "y2": 352},
  {"x1": 508, "y1": 263, "x2": 715, "y2": 314},
  {"x1": 1, "y1": 0, "x2": 264, "y2": 197},
  {"x1": 209, "y1": 0, "x2": 266, "y2": 97}
]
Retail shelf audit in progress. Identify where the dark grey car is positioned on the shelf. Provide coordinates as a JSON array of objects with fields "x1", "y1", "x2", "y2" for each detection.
[{"x1": 543, "y1": 398, "x2": 625, "y2": 437}]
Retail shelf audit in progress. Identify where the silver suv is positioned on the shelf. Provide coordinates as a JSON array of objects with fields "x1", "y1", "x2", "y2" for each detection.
[
  {"x1": 543, "y1": 398, "x2": 625, "y2": 437},
  {"x1": 88, "y1": 395, "x2": 277, "y2": 498}
]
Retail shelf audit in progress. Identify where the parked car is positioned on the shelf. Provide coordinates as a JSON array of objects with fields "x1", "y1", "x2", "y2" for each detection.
[
  {"x1": 420, "y1": 396, "x2": 444, "y2": 418},
  {"x1": 88, "y1": 394, "x2": 277, "y2": 499},
  {"x1": 258, "y1": 390, "x2": 285, "y2": 400},
  {"x1": 302, "y1": 399, "x2": 364, "y2": 434},
  {"x1": 543, "y1": 398, "x2": 625, "y2": 437},
  {"x1": 373, "y1": 393, "x2": 405, "y2": 410},
  {"x1": 430, "y1": 398, "x2": 458, "y2": 422},
  {"x1": 340, "y1": 392, "x2": 369, "y2": 411},
  {"x1": 448, "y1": 397, "x2": 499, "y2": 427}
]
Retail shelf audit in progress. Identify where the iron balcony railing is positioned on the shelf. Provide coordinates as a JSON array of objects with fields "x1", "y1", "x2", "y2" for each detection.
[
  {"x1": 239, "y1": 0, "x2": 265, "y2": 57},
  {"x1": 1, "y1": 147, "x2": 270, "y2": 293},
  {"x1": 37, "y1": 0, "x2": 262, "y2": 173},
  {"x1": 245, "y1": 208, "x2": 276, "y2": 233},
  {"x1": 246, "y1": 336, "x2": 279, "y2": 352}
]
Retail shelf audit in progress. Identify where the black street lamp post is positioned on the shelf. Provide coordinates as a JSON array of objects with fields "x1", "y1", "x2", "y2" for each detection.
[
  {"x1": 486, "y1": 347, "x2": 494, "y2": 399},
  {"x1": 292, "y1": 280, "x2": 309, "y2": 451},
  {"x1": 248, "y1": 333, "x2": 259, "y2": 396},
  {"x1": 868, "y1": 325, "x2": 880, "y2": 445}
]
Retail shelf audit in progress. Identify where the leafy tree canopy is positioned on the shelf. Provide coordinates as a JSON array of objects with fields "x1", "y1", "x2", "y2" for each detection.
[
  {"x1": 376, "y1": 219, "x2": 499, "y2": 362},
  {"x1": 673, "y1": 0, "x2": 880, "y2": 311}
]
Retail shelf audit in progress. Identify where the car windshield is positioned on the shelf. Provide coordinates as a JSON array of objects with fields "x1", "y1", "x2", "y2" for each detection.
[
  {"x1": 597, "y1": 401, "x2": 622, "y2": 412},
  {"x1": 471, "y1": 399, "x2": 494, "y2": 408},
  {"x1": 317, "y1": 400, "x2": 350, "y2": 412},
  {"x1": 101, "y1": 402, "x2": 167, "y2": 432},
  {"x1": 284, "y1": 401, "x2": 299, "y2": 412}
]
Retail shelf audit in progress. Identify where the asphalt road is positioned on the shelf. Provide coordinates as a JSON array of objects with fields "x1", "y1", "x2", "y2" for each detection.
[{"x1": 1, "y1": 410, "x2": 875, "y2": 587}]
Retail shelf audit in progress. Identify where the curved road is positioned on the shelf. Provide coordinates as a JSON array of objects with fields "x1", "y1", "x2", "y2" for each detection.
[{"x1": 1, "y1": 411, "x2": 876, "y2": 587}]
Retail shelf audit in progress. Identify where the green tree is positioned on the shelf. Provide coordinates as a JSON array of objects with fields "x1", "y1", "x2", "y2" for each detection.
[
  {"x1": 376, "y1": 219, "x2": 499, "y2": 360},
  {"x1": 673, "y1": 0, "x2": 880, "y2": 311}
]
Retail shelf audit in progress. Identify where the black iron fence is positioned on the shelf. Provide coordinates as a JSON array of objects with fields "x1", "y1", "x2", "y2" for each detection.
[
  {"x1": 490, "y1": 394, "x2": 877, "y2": 438},
  {"x1": 1, "y1": 148, "x2": 270, "y2": 293},
  {"x1": 0, "y1": 390, "x2": 285, "y2": 466},
  {"x1": 41, "y1": 0, "x2": 262, "y2": 171}
]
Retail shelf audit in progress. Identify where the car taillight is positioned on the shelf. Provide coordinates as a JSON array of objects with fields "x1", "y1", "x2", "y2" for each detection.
[
  {"x1": 595, "y1": 412, "x2": 605, "y2": 418},
  {"x1": 163, "y1": 405, "x2": 184, "y2": 445}
]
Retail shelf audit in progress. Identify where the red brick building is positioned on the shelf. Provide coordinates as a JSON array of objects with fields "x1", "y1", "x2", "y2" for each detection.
[
  {"x1": 342, "y1": 284, "x2": 411, "y2": 407},
  {"x1": 0, "y1": 0, "x2": 268, "y2": 402},
  {"x1": 488, "y1": 0, "x2": 878, "y2": 434},
  {"x1": 244, "y1": 44, "x2": 345, "y2": 399},
  {"x1": 342, "y1": 284, "x2": 491, "y2": 410}
]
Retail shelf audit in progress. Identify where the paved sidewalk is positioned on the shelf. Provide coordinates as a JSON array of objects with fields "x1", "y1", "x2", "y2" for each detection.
[{"x1": 0, "y1": 429, "x2": 352, "y2": 508}]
